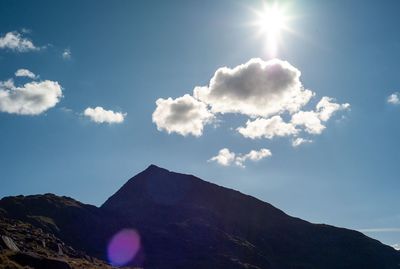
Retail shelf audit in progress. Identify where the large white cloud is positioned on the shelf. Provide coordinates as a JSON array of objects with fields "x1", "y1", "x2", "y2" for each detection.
[
  {"x1": 15, "y1": 69, "x2": 37, "y2": 79},
  {"x1": 153, "y1": 59, "x2": 349, "y2": 141},
  {"x1": 152, "y1": 58, "x2": 350, "y2": 161},
  {"x1": 387, "y1": 92, "x2": 400, "y2": 105},
  {"x1": 237, "y1": 115, "x2": 298, "y2": 139},
  {"x1": 84, "y1": 106, "x2": 126, "y2": 124},
  {"x1": 0, "y1": 79, "x2": 62, "y2": 115},
  {"x1": 0, "y1": 31, "x2": 38, "y2": 52},
  {"x1": 209, "y1": 148, "x2": 271, "y2": 167},
  {"x1": 152, "y1": 94, "x2": 214, "y2": 136},
  {"x1": 193, "y1": 58, "x2": 314, "y2": 117}
]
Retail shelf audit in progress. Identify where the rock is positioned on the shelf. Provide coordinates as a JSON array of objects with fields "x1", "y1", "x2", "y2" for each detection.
[
  {"x1": 47, "y1": 241, "x2": 59, "y2": 252},
  {"x1": 85, "y1": 254, "x2": 94, "y2": 262},
  {"x1": 10, "y1": 252, "x2": 72, "y2": 269},
  {"x1": 57, "y1": 243, "x2": 63, "y2": 255},
  {"x1": 0, "y1": 235, "x2": 20, "y2": 251}
]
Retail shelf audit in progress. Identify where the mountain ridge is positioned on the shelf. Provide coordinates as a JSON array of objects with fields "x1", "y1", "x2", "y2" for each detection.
[{"x1": 1, "y1": 165, "x2": 399, "y2": 269}]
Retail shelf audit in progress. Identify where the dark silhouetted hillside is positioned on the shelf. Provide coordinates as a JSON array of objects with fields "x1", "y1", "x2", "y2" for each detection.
[{"x1": 1, "y1": 165, "x2": 399, "y2": 268}]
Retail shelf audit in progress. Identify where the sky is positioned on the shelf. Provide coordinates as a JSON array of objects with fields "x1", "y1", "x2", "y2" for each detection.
[{"x1": 0, "y1": 0, "x2": 399, "y2": 248}]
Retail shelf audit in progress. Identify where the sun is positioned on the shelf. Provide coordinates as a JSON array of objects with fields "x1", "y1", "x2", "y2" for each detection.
[
  {"x1": 257, "y1": 4, "x2": 286, "y2": 36},
  {"x1": 252, "y1": 3, "x2": 290, "y2": 57}
]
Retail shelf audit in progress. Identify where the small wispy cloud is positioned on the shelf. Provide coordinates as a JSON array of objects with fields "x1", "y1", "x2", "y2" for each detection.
[
  {"x1": 15, "y1": 69, "x2": 37, "y2": 79},
  {"x1": 209, "y1": 148, "x2": 236, "y2": 167},
  {"x1": 62, "y1": 49, "x2": 71, "y2": 60},
  {"x1": 84, "y1": 106, "x2": 126, "y2": 124},
  {"x1": 235, "y1": 148, "x2": 272, "y2": 167},
  {"x1": 292, "y1": 137, "x2": 312, "y2": 147},
  {"x1": 0, "y1": 31, "x2": 39, "y2": 52},
  {"x1": 209, "y1": 148, "x2": 271, "y2": 168},
  {"x1": 387, "y1": 92, "x2": 400, "y2": 105}
]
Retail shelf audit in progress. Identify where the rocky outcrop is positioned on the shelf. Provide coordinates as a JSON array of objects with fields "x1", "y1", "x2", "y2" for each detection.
[
  {"x1": 0, "y1": 217, "x2": 124, "y2": 269},
  {"x1": 0, "y1": 236, "x2": 19, "y2": 252},
  {"x1": 10, "y1": 252, "x2": 71, "y2": 269}
]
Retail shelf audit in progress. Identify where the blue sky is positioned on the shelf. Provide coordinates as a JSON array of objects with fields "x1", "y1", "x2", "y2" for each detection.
[{"x1": 0, "y1": 0, "x2": 399, "y2": 248}]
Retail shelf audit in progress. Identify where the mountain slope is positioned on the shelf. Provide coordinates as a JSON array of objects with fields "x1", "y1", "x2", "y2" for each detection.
[
  {"x1": 101, "y1": 165, "x2": 400, "y2": 269},
  {"x1": 0, "y1": 216, "x2": 121, "y2": 269},
  {"x1": 0, "y1": 193, "x2": 127, "y2": 260},
  {"x1": 1, "y1": 165, "x2": 399, "y2": 269}
]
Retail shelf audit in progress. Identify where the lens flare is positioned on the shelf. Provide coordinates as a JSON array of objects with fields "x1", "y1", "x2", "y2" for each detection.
[{"x1": 107, "y1": 229, "x2": 141, "y2": 266}]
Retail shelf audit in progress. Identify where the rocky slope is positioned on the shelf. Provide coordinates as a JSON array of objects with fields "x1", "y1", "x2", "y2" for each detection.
[
  {"x1": 1, "y1": 165, "x2": 399, "y2": 268},
  {"x1": 0, "y1": 216, "x2": 130, "y2": 269}
]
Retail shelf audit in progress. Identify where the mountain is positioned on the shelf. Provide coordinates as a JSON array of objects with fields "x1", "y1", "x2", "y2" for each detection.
[{"x1": 1, "y1": 164, "x2": 399, "y2": 269}]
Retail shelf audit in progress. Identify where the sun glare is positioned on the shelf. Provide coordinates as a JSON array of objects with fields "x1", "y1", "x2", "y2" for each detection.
[
  {"x1": 253, "y1": 3, "x2": 290, "y2": 57},
  {"x1": 258, "y1": 5, "x2": 286, "y2": 35}
]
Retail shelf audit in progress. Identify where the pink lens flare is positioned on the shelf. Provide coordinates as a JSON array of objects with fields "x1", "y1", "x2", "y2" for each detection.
[{"x1": 107, "y1": 229, "x2": 141, "y2": 266}]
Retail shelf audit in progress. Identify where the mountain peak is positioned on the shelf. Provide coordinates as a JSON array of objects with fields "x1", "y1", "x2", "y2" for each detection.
[
  {"x1": 146, "y1": 164, "x2": 162, "y2": 170},
  {"x1": 144, "y1": 164, "x2": 169, "y2": 173},
  {"x1": 102, "y1": 165, "x2": 201, "y2": 210}
]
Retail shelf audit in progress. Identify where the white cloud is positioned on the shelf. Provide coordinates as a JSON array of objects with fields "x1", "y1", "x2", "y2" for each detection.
[
  {"x1": 83, "y1": 106, "x2": 126, "y2": 124},
  {"x1": 292, "y1": 137, "x2": 312, "y2": 147},
  {"x1": 0, "y1": 79, "x2": 62, "y2": 115},
  {"x1": 316, "y1": 96, "x2": 350, "y2": 121},
  {"x1": 392, "y1": 244, "x2": 400, "y2": 251},
  {"x1": 152, "y1": 94, "x2": 214, "y2": 136},
  {"x1": 387, "y1": 92, "x2": 400, "y2": 105},
  {"x1": 235, "y1": 148, "x2": 272, "y2": 167},
  {"x1": 0, "y1": 31, "x2": 38, "y2": 52},
  {"x1": 209, "y1": 148, "x2": 236, "y2": 166},
  {"x1": 62, "y1": 49, "x2": 71, "y2": 60},
  {"x1": 209, "y1": 148, "x2": 271, "y2": 168},
  {"x1": 194, "y1": 58, "x2": 314, "y2": 117},
  {"x1": 291, "y1": 97, "x2": 350, "y2": 135},
  {"x1": 152, "y1": 58, "x2": 350, "y2": 160},
  {"x1": 291, "y1": 110, "x2": 326, "y2": 135},
  {"x1": 0, "y1": 79, "x2": 15, "y2": 89},
  {"x1": 237, "y1": 115, "x2": 298, "y2": 139},
  {"x1": 238, "y1": 97, "x2": 349, "y2": 140},
  {"x1": 15, "y1": 69, "x2": 37, "y2": 79}
]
